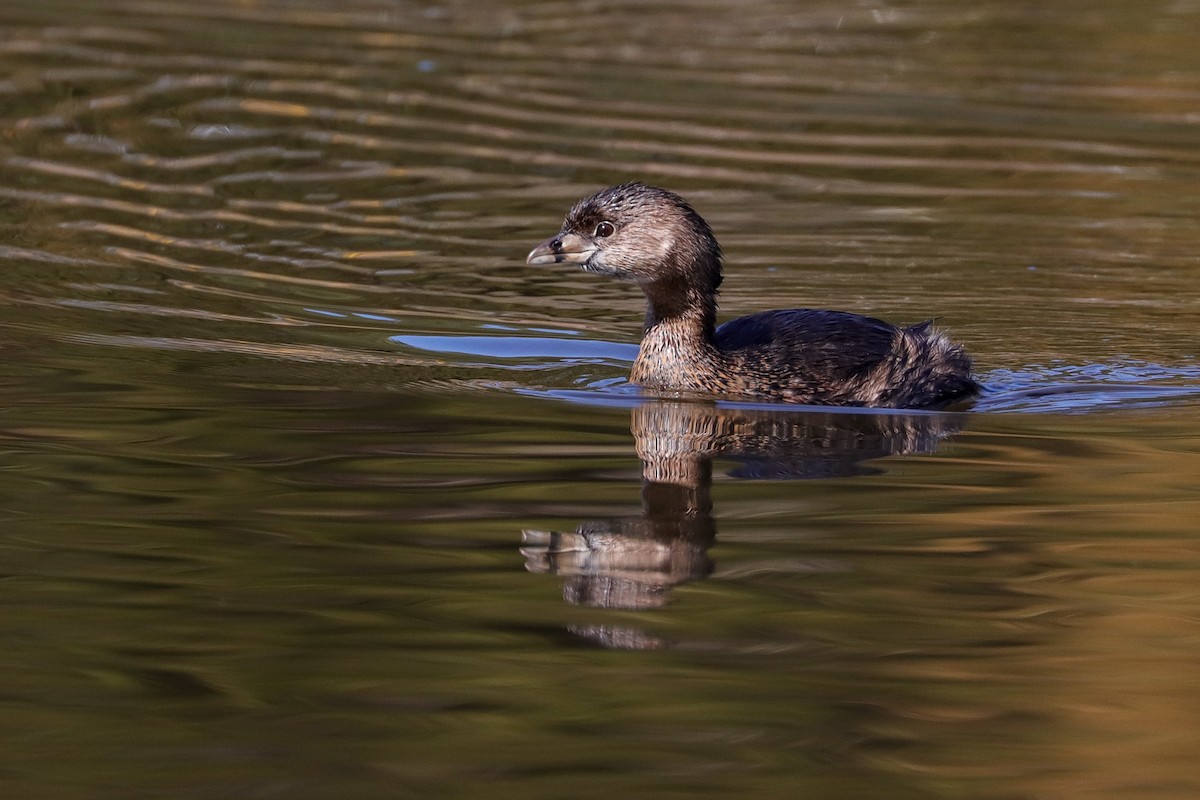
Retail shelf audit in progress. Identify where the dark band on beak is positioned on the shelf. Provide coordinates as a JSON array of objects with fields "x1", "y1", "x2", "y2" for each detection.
[{"x1": 527, "y1": 232, "x2": 596, "y2": 266}]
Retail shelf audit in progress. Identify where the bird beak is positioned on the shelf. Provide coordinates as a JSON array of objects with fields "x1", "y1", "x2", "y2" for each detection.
[{"x1": 526, "y1": 232, "x2": 596, "y2": 266}]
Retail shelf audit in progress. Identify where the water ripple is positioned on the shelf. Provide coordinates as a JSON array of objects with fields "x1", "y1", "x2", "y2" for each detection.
[{"x1": 2, "y1": 0, "x2": 1198, "y2": 414}]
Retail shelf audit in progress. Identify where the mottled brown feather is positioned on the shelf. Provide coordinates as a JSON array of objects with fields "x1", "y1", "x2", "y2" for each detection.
[{"x1": 529, "y1": 182, "x2": 980, "y2": 409}]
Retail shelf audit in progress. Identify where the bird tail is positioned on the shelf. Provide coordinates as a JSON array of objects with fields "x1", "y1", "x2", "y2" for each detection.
[{"x1": 893, "y1": 322, "x2": 980, "y2": 408}]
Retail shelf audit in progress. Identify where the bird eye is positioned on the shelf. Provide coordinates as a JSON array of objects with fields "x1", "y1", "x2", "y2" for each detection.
[{"x1": 594, "y1": 221, "x2": 615, "y2": 238}]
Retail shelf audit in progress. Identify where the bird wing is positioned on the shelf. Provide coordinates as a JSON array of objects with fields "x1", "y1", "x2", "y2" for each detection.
[{"x1": 714, "y1": 309, "x2": 898, "y2": 386}]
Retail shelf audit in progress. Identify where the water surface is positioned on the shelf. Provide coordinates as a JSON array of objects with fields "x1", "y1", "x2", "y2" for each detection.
[{"x1": 2, "y1": 1, "x2": 1199, "y2": 797}]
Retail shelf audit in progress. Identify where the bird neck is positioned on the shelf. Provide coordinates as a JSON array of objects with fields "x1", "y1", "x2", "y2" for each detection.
[{"x1": 640, "y1": 268, "x2": 719, "y2": 344}]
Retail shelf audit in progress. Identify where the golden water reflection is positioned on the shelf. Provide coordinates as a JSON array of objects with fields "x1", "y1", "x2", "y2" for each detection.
[
  {"x1": 519, "y1": 400, "x2": 1200, "y2": 797},
  {"x1": 3, "y1": 0, "x2": 1200, "y2": 796}
]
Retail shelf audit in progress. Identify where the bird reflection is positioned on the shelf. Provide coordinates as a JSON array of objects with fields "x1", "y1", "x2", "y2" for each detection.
[{"x1": 522, "y1": 401, "x2": 966, "y2": 648}]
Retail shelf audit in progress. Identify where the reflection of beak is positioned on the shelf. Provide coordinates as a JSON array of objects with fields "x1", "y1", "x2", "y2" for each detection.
[{"x1": 526, "y1": 232, "x2": 596, "y2": 266}]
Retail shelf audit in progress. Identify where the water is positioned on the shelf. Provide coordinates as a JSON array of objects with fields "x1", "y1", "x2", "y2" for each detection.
[{"x1": 2, "y1": 0, "x2": 1200, "y2": 797}]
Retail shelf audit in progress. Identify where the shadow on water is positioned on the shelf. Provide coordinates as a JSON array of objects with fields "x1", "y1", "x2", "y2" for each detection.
[{"x1": 521, "y1": 400, "x2": 967, "y2": 649}]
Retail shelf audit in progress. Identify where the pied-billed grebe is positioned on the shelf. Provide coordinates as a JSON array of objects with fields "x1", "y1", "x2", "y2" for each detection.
[{"x1": 527, "y1": 182, "x2": 979, "y2": 408}]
